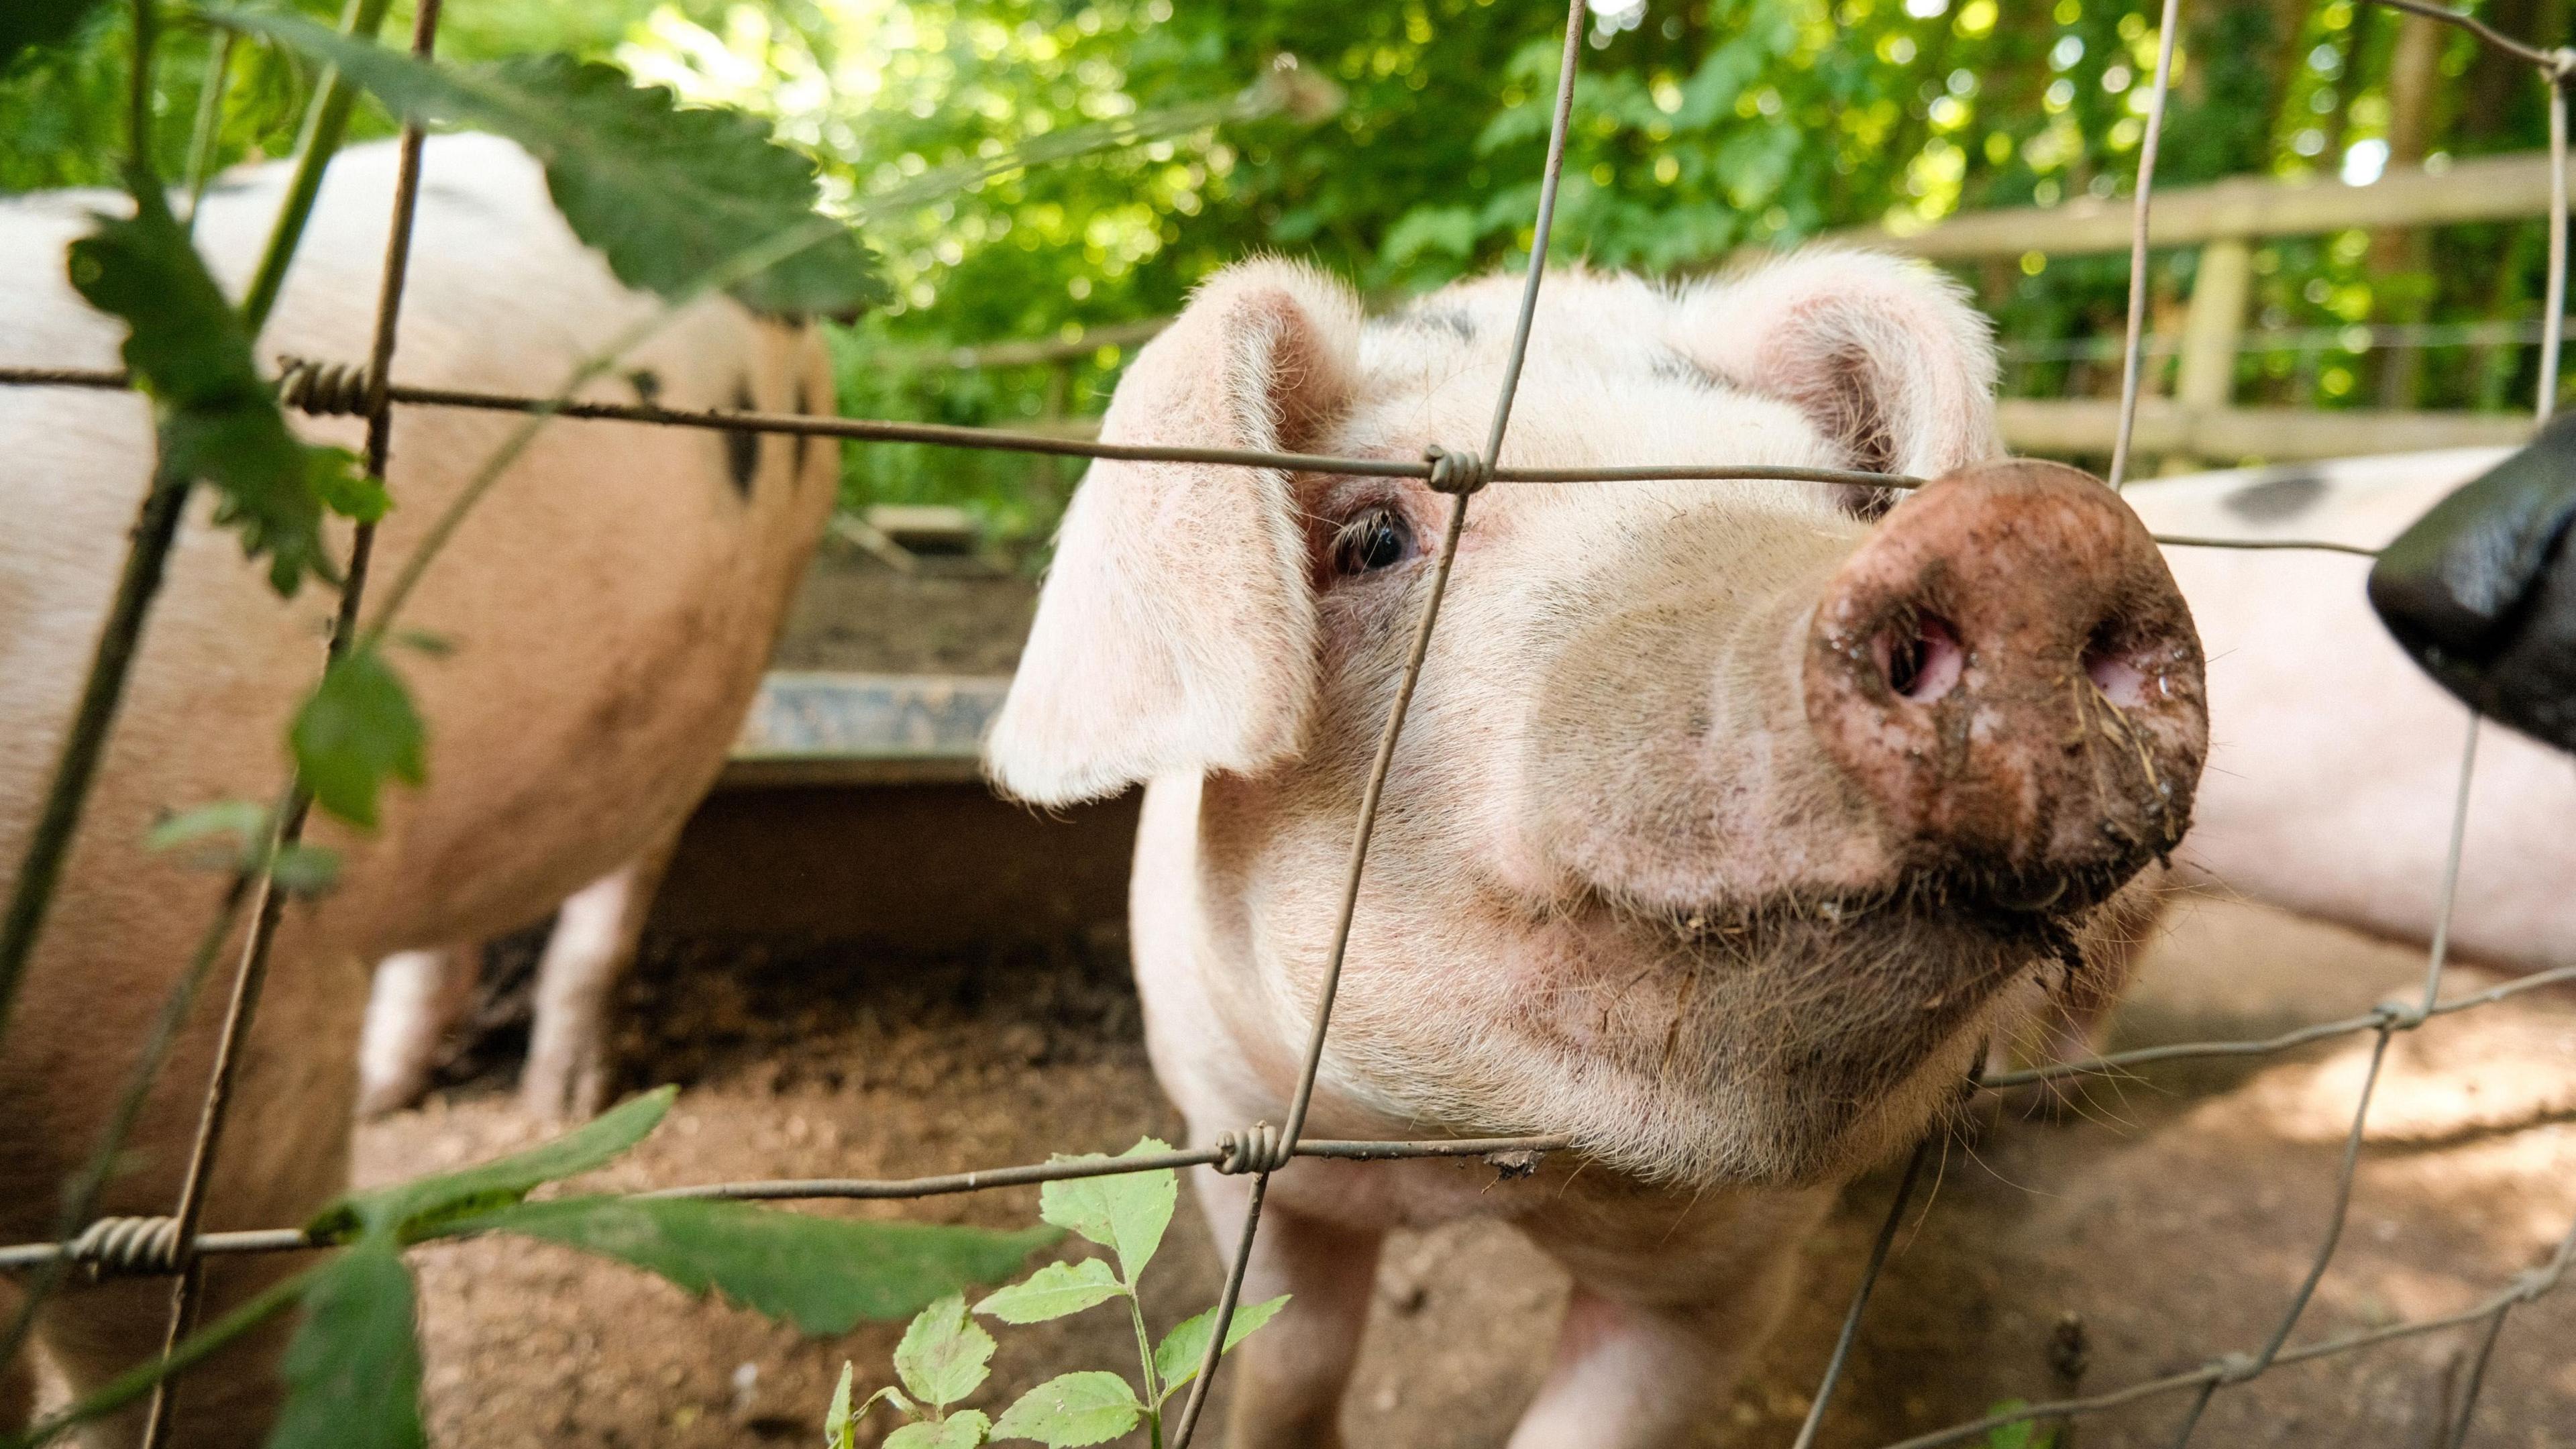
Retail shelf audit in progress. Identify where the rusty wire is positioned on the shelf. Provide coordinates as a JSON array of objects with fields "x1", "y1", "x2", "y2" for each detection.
[{"x1": 2, "y1": 0, "x2": 2573, "y2": 1443}]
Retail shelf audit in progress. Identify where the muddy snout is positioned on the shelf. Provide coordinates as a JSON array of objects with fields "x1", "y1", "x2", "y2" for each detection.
[{"x1": 1805, "y1": 459, "x2": 2208, "y2": 902}]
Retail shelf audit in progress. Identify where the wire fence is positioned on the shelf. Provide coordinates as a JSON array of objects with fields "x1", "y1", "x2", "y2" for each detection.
[{"x1": 1, "y1": 0, "x2": 2572, "y2": 1446}]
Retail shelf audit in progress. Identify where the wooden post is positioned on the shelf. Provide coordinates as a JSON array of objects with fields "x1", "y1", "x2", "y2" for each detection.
[
  {"x1": 1027, "y1": 358, "x2": 1074, "y2": 514},
  {"x1": 2166, "y1": 236, "x2": 2254, "y2": 473}
]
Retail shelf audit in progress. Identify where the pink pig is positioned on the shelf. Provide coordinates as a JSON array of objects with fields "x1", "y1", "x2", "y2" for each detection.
[{"x1": 985, "y1": 252, "x2": 2208, "y2": 1446}]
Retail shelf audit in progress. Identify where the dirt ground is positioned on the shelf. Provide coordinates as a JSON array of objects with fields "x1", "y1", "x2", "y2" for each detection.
[
  {"x1": 352, "y1": 547, "x2": 2576, "y2": 1447},
  {"x1": 360, "y1": 890, "x2": 2576, "y2": 1449}
]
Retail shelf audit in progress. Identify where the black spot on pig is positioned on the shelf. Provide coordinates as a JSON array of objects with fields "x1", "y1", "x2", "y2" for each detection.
[
  {"x1": 1652, "y1": 350, "x2": 1718, "y2": 388},
  {"x1": 724, "y1": 378, "x2": 759, "y2": 498},
  {"x1": 2224, "y1": 469, "x2": 2328, "y2": 523},
  {"x1": 627, "y1": 370, "x2": 663, "y2": 406},
  {"x1": 1405, "y1": 306, "x2": 1476, "y2": 341}
]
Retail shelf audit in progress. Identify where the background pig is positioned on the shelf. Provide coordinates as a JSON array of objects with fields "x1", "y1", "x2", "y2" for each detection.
[
  {"x1": 2131, "y1": 451, "x2": 2576, "y2": 973},
  {"x1": 985, "y1": 252, "x2": 2206, "y2": 1446},
  {"x1": 0, "y1": 132, "x2": 835, "y2": 1443}
]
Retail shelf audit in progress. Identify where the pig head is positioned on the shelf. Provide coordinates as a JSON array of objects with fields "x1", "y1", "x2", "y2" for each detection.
[{"x1": 989, "y1": 252, "x2": 2206, "y2": 1193}]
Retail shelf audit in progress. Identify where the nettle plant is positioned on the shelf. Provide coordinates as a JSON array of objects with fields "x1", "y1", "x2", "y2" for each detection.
[{"x1": 824, "y1": 1141, "x2": 1289, "y2": 1449}]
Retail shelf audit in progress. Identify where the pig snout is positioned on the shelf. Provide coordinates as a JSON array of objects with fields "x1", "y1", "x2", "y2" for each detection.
[{"x1": 1805, "y1": 459, "x2": 2208, "y2": 900}]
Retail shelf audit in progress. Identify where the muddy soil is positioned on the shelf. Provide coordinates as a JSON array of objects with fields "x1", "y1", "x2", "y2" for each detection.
[{"x1": 360, "y1": 893, "x2": 2576, "y2": 1448}]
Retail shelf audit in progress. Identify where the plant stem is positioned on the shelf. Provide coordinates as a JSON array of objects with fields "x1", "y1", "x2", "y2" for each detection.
[
  {"x1": 0, "y1": 1263, "x2": 315, "y2": 1449},
  {"x1": 235, "y1": 0, "x2": 397, "y2": 335},
  {"x1": 179, "y1": 28, "x2": 238, "y2": 235}
]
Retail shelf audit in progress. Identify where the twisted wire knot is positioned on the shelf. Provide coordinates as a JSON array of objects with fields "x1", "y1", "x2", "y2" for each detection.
[
  {"x1": 66, "y1": 1216, "x2": 183, "y2": 1277},
  {"x1": 1213, "y1": 1122, "x2": 1291, "y2": 1175},
  {"x1": 1424, "y1": 445, "x2": 1493, "y2": 497},
  {"x1": 275, "y1": 356, "x2": 379, "y2": 417}
]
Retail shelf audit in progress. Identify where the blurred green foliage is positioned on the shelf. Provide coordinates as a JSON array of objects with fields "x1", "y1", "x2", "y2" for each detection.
[{"x1": 7, "y1": 0, "x2": 2567, "y2": 547}]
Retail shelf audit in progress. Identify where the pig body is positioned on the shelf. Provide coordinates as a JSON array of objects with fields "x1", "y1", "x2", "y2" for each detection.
[
  {"x1": 987, "y1": 254, "x2": 2206, "y2": 1446},
  {"x1": 2133, "y1": 452, "x2": 2576, "y2": 971},
  {"x1": 0, "y1": 133, "x2": 834, "y2": 1442}
]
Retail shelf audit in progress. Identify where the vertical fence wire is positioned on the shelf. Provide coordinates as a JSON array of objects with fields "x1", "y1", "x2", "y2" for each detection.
[
  {"x1": 2107, "y1": 0, "x2": 2182, "y2": 491},
  {"x1": 1161, "y1": 5, "x2": 1588, "y2": 1444},
  {"x1": 139, "y1": 5, "x2": 442, "y2": 1443},
  {"x1": 2427, "y1": 49, "x2": 2570, "y2": 1449}
]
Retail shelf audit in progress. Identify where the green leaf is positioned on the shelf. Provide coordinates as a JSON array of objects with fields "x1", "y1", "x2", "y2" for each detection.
[
  {"x1": 310, "y1": 1085, "x2": 674, "y2": 1243},
  {"x1": 988, "y1": 1373, "x2": 1140, "y2": 1448},
  {"x1": 66, "y1": 188, "x2": 343, "y2": 595},
  {"x1": 824, "y1": 1362, "x2": 856, "y2": 1449},
  {"x1": 973, "y1": 1258, "x2": 1124, "y2": 1325},
  {"x1": 1982, "y1": 1402, "x2": 2053, "y2": 1449},
  {"x1": 268, "y1": 1241, "x2": 424, "y2": 1449},
  {"x1": 886, "y1": 1412, "x2": 989, "y2": 1449},
  {"x1": 1150, "y1": 1294, "x2": 1290, "y2": 1403},
  {"x1": 1, "y1": 0, "x2": 105, "y2": 70},
  {"x1": 892, "y1": 1295, "x2": 996, "y2": 1409},
  {"x1": 291, "y1": 645, "x2": 427, "y2": 828},
  {"x1": 209, "y1": 13, "x2": 886, "y2": 317},
  {"x1": 311, "y1": 448, "x2": 387, "y2": 523},
  {"x1": 146, "y1": 800, "x2": 270, "y2": 859},
  {"x1": 458, "y1": 1195, "x2": 1055, "y2": 1335},
  {"x1": 1036, "y1": 1138, "x2": 1177, "y2": 1284},
  {"x1": 268, "y1": 843, "x2": 342, "y2": 898}
]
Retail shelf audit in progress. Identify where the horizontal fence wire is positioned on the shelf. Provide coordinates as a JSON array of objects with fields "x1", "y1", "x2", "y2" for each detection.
[
  {"x1": 0, "y1": 0, "x2": 2570, "y2": 1444},
  {"x1": 0, "y1": 364, "x2": 2395, "y2": 556}
]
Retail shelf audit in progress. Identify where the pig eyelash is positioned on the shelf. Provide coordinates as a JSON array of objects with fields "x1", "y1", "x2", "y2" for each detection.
[{"x1": 1328, "y1": 504, "x2": 1417, "y2": 576}]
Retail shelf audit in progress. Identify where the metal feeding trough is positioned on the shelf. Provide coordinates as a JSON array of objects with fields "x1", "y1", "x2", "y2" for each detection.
[
  {"x1": 651, "y1": 672, "x2": 1137, "y2": 950},
  {"x1": 721, "y1": 671, "x2": 1008, "y2": 788}
]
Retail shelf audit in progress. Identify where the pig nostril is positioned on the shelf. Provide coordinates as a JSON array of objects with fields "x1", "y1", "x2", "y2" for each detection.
[
  {"x1": 2082, "y1": 623, "x2": 2151, "y2": 708},
  {"x1": 1880, "y1": 614, "x2": 1963, "y2": 703}
]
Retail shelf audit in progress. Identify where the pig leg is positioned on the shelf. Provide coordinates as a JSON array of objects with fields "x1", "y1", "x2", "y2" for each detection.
[
  {"x1": 355, "y1": 947, "x2": 478, "y2": 1118},
  {"x1": 1511, "y1": 1193, "x2": 1827, "y2": 1448},
  {"x1": 1192, "y1": 1168, "x2": 1383, "y2": 1449},
  {"x1": 0, "y1": 1281, "x2": 31, "y2": 1432},
  {"x1": 519, "y1": 837, "x2": 680, "y2": 1121}
]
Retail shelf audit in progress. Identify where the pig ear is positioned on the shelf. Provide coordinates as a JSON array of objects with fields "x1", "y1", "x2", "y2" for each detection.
[
  {"x1": 984, "y1": 259, "x2": 1364, "y2": 805},
  {"x1": 1670, "y1": 248, "x2": 2000, "y2": 479}
]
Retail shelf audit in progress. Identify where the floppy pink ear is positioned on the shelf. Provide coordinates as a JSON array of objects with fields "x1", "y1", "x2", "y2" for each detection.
[
  {"x1": 1670, "y1": 247, "x2": 2001, "y2": 479},
  {"x1": 985, "y1": 259, "x2": 1364, "y2": 805}
]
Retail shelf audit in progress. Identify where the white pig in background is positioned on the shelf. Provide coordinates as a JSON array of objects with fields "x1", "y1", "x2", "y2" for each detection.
[
  {"x1": 356, "y1": 843, "x2": 674, "y2": 1120},
  {"x1": 986, "y1": 254, "x2": 2208, "y2": 1448},
  {"x1": 2131, "y1": 450, "x2": 2576, "y2": 972},
  {"x1": 0, "y1": 133, "x2": 835, "y2": 1443}
]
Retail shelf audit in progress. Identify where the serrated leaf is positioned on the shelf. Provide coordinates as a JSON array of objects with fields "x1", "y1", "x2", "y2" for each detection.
[
  {"x1": 209, "y1": 13, "x2": 885, "y2": 317},
  {"x1": 1036, "y1": 1139, "x2": 1177, "y2": 1283},
  {"x1": 268, "y1": 1241, "x2": 424, "y2": 1449},
  {"x1": 1151, "y1": 1294, "x2": 1289, "y2": 1403},
  {"x1": 988, "y1": 1373, "x2": 1140, "y2": 1448},
  {"x1": 886, "y1": 1412, "x2": 989, "y2": 1449},
  {"x1": 893, "y1": 1295, "x2": 995, "y2": 1409},
  {"x1": 309, "y1": 1086, "x2": 674, "y2": 1243},
  {"x1": 457, "y1": 1195, "x2": 1055, "y2": 1334},
  {"x1": 2, "y1": 0, "x2": 106, "y2": 72},
  {"x1": 291, "y1": 645, "x2": 427, "y2": 828},
  {"x1": 66, "y1": 187, "x2": 345, "y2": 595},
  {"x1": 973, "y1": 1258, "x2": 1124, "y2": 1325}
]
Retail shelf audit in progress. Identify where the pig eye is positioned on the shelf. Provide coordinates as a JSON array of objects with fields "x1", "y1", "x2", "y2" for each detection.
[{"x1": 1330, "y1": 506, "x2": 1414, "y2": 576}]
